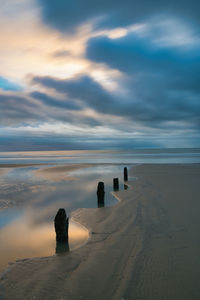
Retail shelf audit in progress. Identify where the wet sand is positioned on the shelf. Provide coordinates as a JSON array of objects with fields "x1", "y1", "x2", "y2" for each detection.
[
  {"x1": 33, "y1": 164, "x2": 94, "y2": 182},
  {"x1": 0, "y1": 169, "x2": 10, "y2": 177},
  {"x1": 0, "y1": 164, "x2": 200, "y2": 299},
  {"x1": 0, "y1": 164, "x2": 47, "y2": 168},
  {"x1": 0, "y1": 163, "x2": 94, "y2": 209}
]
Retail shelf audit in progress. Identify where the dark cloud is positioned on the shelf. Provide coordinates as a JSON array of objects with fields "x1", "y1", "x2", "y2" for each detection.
[
  {"x1": 0, "y1": 93, "x2": 41, "y2": 125},
  {"x1": 37, "y1": 0, "x2": 200, "y2": 33},
  {"x1": 87, "y1": 34, "x2": 200, "y2": 74},
  {"x1": 1, "y1": 69, "x2": 199, "y2": 148},
  {"x1": 85, "y1": 33, "x2": 200, "y2": 126},
  {"x1": 30, "y1": 91, "x2": 81, "y2": 110},
  {"x1": 0, "y1": 136, "x2": 96, "y2": 151},
  {"x1": 32, "y1": 75, "x2": 114, "y2": 112},
  {"x1": 0, "y1": 89, "x2": 100, "y2": 127},
  {"x1": 31, "y1": 70, "x2": 200, "y2": 131},
  {"x1": 34, "y1": 0, "x2": 200, "y2": 136}
]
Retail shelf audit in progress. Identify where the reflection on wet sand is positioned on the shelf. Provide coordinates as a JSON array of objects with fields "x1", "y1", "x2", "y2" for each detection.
[
  {"x1": 0, "y1": 164, "x2": 129, "y2": 272},
  {"x1": 33, "y1": 164, "x2": 92, "y2": 182},
  {"x1": 124, "y1": 184, "x2": 128, "y2": 190},
  {"x1": 0, "y1": 168, "x2": 10, "y2": 177},
  {"x1": 0, "y1": 214, "x2": 89, "y2": 272}
]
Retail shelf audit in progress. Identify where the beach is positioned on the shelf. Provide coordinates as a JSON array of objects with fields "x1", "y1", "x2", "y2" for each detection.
[{"x1": 0, "y1": 163, "x2": 200, "y2": 299}]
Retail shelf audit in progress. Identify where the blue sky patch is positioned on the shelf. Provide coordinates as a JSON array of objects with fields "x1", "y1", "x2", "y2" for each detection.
[{"x1": 0, "y1": 77, "x2": 22, "y2": 91}]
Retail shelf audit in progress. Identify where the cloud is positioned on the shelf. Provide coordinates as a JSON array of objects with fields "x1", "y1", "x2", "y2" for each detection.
[
  {"x1": 30, "y1": 91, "x2": 81, "y2": 110},
  {"x1": 0, "y1": 71, "x2": 199, "y2": 149},
  {"x1": 52, "y1": 50, "x2": 70, "y2": 57},
  {"x1": 1, "y1": 0, "x2": 200, "y2": 149},
  {"x1": 37, "y1": 0, "x2": 200, "y2": 33},
  {"x1": 0, "y1": 87, "x2": 100, "y2": 128},
  {"x1": 32, "y1": 75, "x2": 114, "y2": 112},
  {"x1": 87, "y1": 32, "x2": 200, "y2": 73},
  {"x1": 141, "y1": 18, "x2": 200, "y2": 49},
  {"x1": 85, "y1": 32, "x2": 200, "y2": 127},
  {"x1": 31, "y1": 70, "x2": 200, "y2": 135},
  {"x1": 0, "y1": 92, "x2": 41, "y2": 125},
  {"x1": 0, "y1": 0, "x2": 91, "y2": 84}
]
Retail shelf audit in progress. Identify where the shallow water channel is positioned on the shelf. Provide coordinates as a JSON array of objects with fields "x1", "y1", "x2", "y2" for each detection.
[{"x1": 0, "y1": 164, "x2": 131, "y2": 272}]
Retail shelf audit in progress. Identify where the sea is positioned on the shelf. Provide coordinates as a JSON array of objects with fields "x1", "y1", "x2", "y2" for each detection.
[{"x1": 0, "y1": 148, "x2": 200, "y2": 164}]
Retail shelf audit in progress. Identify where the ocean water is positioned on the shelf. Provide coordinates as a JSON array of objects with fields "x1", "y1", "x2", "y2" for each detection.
[{"x1": 0, "y1": 148, "x2": 200, "y2": 164}]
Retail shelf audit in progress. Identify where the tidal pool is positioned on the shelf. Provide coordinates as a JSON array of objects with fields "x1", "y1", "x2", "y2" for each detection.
[{"x1": 0, "y1": 164, "x2": 131, "y2": 272}]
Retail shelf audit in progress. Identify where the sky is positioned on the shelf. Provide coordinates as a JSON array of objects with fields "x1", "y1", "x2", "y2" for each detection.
[{"x1": 0, "y1": 0, "x2": 200, "y2": 150}]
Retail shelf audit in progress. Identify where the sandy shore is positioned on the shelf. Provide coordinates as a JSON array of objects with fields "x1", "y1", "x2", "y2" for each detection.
[{"x1": 0, "y1": 164, "x2": 200, "y2": 300}]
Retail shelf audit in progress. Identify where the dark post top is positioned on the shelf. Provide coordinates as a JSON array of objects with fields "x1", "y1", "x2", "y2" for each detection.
[
  {"x1": 54, "y1": 208, "x2": 69, "y2": 242},
  {"x1": 124, "y1": 167, "x2": 128, "y2": 181},
  {"x1": 97, "y1": 181, "x2": 105, "y2": 195},
  {"x1": 113, "y1": 178, "x2": 119, "y2": 190}
]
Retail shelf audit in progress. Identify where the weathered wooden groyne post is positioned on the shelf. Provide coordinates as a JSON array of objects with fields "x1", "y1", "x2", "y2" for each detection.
[
  {"x1": 113, "y1": 178, "x2": 119, "y2": 191},
  {"x1": 97, "y1": 181, "x2": 105, "y2": 206},
  {"x1": 124, "y1": 167, "x2": 128, "y2": 182},
  {"x1": 56, "y1": 240, "x2": 69, "y2": 253},
  {"x1": 98, "y1": 201, "x2": 105, "y2": 208},
  {"x1": 54, "y1": 208, "x2": 69, "y2": 242}
]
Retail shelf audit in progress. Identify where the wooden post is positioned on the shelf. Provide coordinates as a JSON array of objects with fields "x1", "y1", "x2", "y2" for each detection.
[
  {"x1": 124, "y1": 167, "x2": 128, "y2": 181},
  {"x1": 98, "y1": 201, "x2": 105, "y2": 208},
  {"x1": 56, "y1": 240, "x2": 69, "y2": 254},
  {"x1": 113, "y1": 178, "x2": 119, "y2": 191},
  {"x1": 97, "y1": 181, "x2": 105, "y2": 205},
  {"x1": 54, "y1": 208, "x2": 69, "y2": 242}
]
